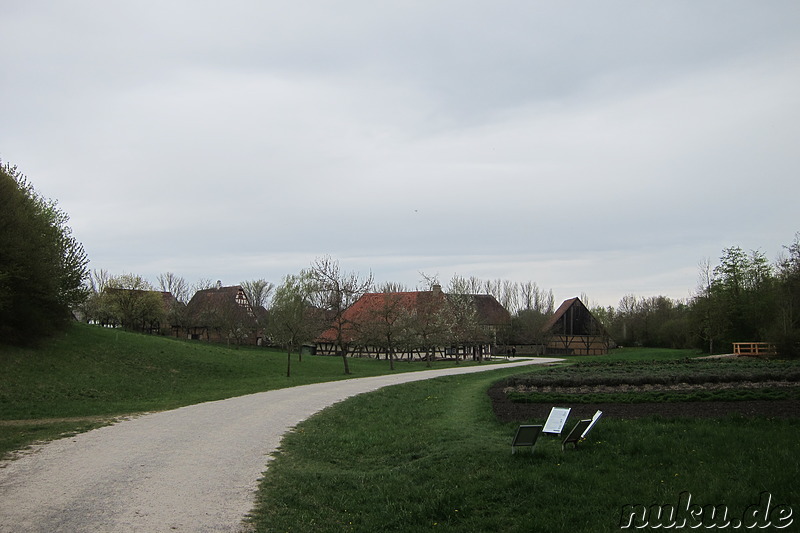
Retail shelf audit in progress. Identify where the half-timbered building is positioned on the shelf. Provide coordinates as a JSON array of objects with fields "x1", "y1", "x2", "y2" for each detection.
[
  {"x1": 315, "y1": 285, "x2": 511, "y2": 360},
  {"x1": 183, "y1": 283, "x2": 263, "y2": 345},
  {"x1": 542, "y1": 297, "x2": 611, "y2": 355}
]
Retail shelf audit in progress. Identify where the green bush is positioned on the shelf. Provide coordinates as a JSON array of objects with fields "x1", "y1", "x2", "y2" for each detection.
[{"x1": 0, "y1": 161, "x2": 89, "y2": 345}]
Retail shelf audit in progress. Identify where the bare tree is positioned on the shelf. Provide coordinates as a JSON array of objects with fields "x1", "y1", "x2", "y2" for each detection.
[
  {"x1": 446, "y1": 275, "x2": 484, "y2": 362},
  {"x1": 241, "y1": 279, "x2": 274, "y2": 310},
  {"x1": 355, "y1": 291, "x2": 407, "y2": 370},
  {"x1": 695, "y1": 258, "x2": 719, "y2": 354},
  {"x1": 580, "y1": 292, "x2": 599, "y2": 312},
  {"x1": 378, "y1": 281, "x2": 408, "y2": 293},
  {"x1": 158, "y1": 272, "x2": 190, "y2": 304},
  {"x1": 409, "y1": 287, "x2": 450, "y2": 366},
  {"x1": 519, "y1": 281, "x2": 536, "y2": 311},
  {"x1": 418, "y1": 271, "x2": 440, "y2": 290},
  {"x1": 500, "y1": 279, "x2": 519, "y2": 315},
  {"x1": 191, "y1": 278, "x2": 215, "y2": 300},
  {"x1": 106, "y1": 273, "x2": 164, "y2": 332},
  {"x1": 79, "y1": 269, "x2": 113, "y2": 325},
  {"x1": 89, "y1": 269, "x2": 112, "y2": 293},
  {"x1": 306, "y1": 256, "x2": 373, "y2": 374}
]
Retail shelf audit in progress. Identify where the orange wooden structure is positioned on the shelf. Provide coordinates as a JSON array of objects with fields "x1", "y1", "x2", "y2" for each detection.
[{"x1": 732, "y1": 342, "x2": 776, "y2": 356}]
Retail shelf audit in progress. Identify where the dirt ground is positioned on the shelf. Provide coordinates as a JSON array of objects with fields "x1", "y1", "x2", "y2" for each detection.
[{"x1": 487, "y1": 381, "x2": 800, "y2": 422}]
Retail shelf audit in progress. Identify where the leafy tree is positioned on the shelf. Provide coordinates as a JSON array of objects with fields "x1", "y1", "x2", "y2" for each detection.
[
  {"x1": 105, "y1": 274, "x2": 165, "y2": 333},
  {"x1": 591, "y1": 293, "x2": 692, "y2": 350},
  {"x1": 706, "y1": 247, "x2": 777, "y2": 349},
  {"x1": 0, "y1": 161, "x2": 89, "y2": 344},
  {"x1": 510, "y1": 308, "x2": 551, "y2": 347},
  {"x1": 240, "y1": 279, "x2": 274, "y2": 311},
  {"x1": 685, "y1": 243, "x2": 799, "y2": 354},
  {"x1": 269, "y1": 273, "x2": 324, "y2": 377},
  {"x1": 79, "y1": 269, "x2": 114, "y2": 326},
  {"x1": 774, "y1": 233, "x2": 800, "y2": 357}
]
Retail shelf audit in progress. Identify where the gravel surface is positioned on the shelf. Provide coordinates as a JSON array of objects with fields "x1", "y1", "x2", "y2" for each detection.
[{"x1": 0, "y1": 358, "x2": 559, "y2": 533}]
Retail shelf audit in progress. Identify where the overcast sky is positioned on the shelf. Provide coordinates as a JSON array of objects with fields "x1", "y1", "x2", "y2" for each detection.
[{"x1": 2, "y1": 1, "x2": 798, "y2": 308}]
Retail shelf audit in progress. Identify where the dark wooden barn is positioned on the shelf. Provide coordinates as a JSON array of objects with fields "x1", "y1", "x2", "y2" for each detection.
[{"x1": 542, "y1": 297, "x2": 611, "y2": 355}]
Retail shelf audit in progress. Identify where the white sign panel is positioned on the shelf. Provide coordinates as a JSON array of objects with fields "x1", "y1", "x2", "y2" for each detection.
[
  {"x1": 543, "y1": 407, "x2": 571, "y2": 435},
  {"x1": 581, "y1": 410, "x2": 603, "y2": 438}
]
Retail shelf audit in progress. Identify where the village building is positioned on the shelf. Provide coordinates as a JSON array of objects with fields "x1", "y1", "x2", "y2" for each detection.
[
  {"x1": 315, "y1": 285, "x2": 512, "y2": 360},
  {"x1": 182, "y1": 283, "x2": 264, "y2": 345},
  {"x1": 542, "y1": 297, "x2": 612, "y2": 355}
]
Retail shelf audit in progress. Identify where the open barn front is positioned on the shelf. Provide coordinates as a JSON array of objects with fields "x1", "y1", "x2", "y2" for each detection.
[{"x1": 543, "y1": 297, "x2": 612, "y2": 355}]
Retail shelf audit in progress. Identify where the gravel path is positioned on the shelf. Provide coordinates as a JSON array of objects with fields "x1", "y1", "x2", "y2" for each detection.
[{"x1": 0, "y1": 358, "x2": 558, "y2": 533}]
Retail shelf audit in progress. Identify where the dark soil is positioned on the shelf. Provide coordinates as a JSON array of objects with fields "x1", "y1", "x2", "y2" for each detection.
[{"x1": 487, "y1": 381, "x2": 800, "y2": 422}]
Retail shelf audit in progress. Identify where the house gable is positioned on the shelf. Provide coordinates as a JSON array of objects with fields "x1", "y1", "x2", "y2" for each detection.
[
  {"x1": 543, "y1": 297, "x2": 611, "y2": 355},
  {"x1": 183, "y1": 285, "x2": 261, "y2": 343}
]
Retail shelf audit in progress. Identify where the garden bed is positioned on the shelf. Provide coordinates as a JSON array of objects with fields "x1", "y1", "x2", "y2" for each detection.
[{"x1": 489, "y1": 357, "x2": 800, "y2": 421}]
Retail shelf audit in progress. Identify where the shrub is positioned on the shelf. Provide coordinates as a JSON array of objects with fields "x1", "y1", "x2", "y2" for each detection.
[{"x1": 0, "y1": 161, "x2": 89, "y2": 344}]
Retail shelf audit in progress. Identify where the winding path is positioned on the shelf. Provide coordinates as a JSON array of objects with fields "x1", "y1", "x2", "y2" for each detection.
[{"x1": 0, "y1": 358, "x2": 559, "y2": 532}]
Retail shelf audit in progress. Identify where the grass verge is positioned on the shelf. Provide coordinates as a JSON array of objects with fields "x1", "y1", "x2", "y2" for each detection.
[
  {"x1": 247, "y1": 366, "x2": 800, "y2": 532},
  {"x1": 0, "y1": 323, "x2": 484, "y2": 458}
]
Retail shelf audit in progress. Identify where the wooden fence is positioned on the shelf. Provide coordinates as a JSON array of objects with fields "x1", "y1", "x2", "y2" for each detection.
[{"x1": 732, "y1": 342, "x2": 776, "y2": 356}]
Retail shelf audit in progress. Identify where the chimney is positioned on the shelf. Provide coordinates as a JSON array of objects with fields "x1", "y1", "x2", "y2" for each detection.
[
  {"x1": 432, "y1": 284, "x2": 442, "y2": 295},
  {"x1": 216, "y1": 280, "x2": 222, "y2": 290}
]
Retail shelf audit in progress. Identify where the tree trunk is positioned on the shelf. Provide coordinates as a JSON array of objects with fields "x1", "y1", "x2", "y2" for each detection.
[
  {"x1": 339, "y1": 347, "x2": 351, "y2": 374},
  {"x1": 286, "y1": 348, "x2": 292, "y2": 377}
]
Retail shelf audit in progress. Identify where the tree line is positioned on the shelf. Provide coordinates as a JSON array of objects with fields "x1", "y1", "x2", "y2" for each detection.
[
  {"x1": 591, "y1": 237, "x2": 800, "y2": 357},
  {"x1": 75, "y1": 258, "x2": 553, "y2": 372},
  {"x1": 77, "y1": 237, "x2": 800, "y2": 360},
  {"x1": 3, "y1": 162, "x2": 798, "y2": 357}
]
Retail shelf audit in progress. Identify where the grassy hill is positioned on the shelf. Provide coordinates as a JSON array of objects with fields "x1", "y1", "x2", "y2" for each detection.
[{"x1": 0, "y1": 322, "x2": 472, "y2": 456}]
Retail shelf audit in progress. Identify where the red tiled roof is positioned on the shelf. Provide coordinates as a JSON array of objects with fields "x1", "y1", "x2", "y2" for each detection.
[
  {"x1": 317, "y1": 289, "x2": 511, "y2": 343},
  {"x1": 317, "y1": 290, "x2": 446, "y2": 343}
]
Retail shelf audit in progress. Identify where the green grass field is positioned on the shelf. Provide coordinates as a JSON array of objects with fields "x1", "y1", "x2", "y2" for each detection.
[
  {"x1": 0, "y1": 323, "x2": 479, "y2": 457},
  {"x1": 2, "y1": 324, "x2": 798, "y2": 531},
  {"x1": 248, "y1": 366, "x2": 799, "y2": 532}
]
